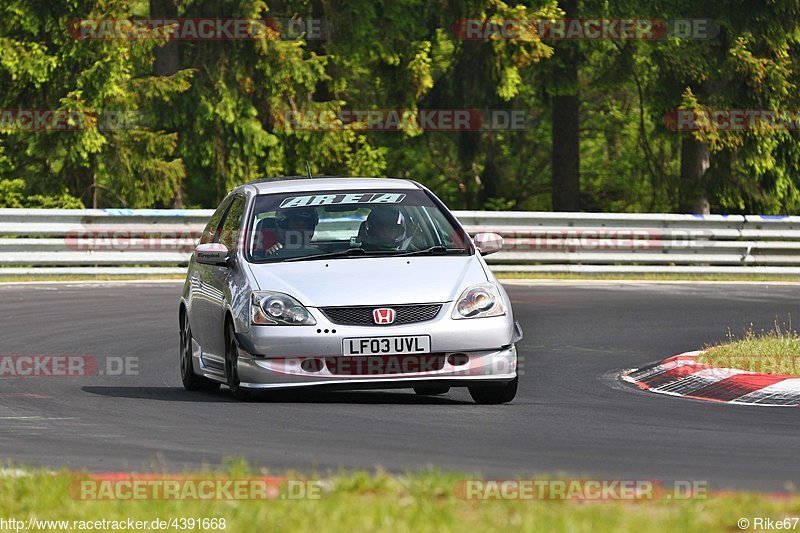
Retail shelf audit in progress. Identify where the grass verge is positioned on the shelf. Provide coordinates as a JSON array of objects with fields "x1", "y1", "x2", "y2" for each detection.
[
  {"x1": 698, "y1": 325, "x2": 800, "y2": 375},
  {"x1": 1, "y1": 466, "x2": 799, "y2": 532}
]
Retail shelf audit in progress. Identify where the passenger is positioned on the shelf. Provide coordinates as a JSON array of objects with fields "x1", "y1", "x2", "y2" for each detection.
[{"x1": 258, "y1": 207, "x2": 319, "y2": 255}]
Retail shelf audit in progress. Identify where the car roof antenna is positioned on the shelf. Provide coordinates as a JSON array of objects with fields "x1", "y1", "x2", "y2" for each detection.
[{"x1": 305, "y1": 160, "x2": 313, "y2": 179}]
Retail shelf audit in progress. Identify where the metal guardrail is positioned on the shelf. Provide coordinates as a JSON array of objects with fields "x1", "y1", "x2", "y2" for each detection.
[{"x1": 3, "y1": 208, "x2": 800, "y2": 275}]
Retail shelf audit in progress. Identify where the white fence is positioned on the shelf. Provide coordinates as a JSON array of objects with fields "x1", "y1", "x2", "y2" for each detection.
[{"x1": 3, "y1": 208, "x2": 800, "y2": 275}]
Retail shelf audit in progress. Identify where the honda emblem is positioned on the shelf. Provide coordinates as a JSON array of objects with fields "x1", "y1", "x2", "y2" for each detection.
[{"x1": 373, "y1": 308, "x2": 396, "y2": 324}]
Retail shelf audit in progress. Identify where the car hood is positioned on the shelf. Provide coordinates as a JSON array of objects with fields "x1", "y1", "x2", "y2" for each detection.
[{"x1": 247, "y1": 255, "x2": 488, "y2": 307}]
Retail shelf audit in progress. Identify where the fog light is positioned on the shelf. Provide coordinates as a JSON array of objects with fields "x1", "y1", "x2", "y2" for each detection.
[
  {"x1": 301, "y1": 358, "x2": 324, "y2": 373},
  {"x1": 447, "y1": 353, "x2": 469, "y2": 366}
]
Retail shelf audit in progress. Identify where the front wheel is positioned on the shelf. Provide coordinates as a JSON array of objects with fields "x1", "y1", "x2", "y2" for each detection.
[
  {"x1": 225, "y1": 320, "x2": 252, "y2": 401},
  {"x1": 468, "y1": 376, "x2": 518, "y2": 405},
  {"x1": 180, "y1": 313, "x2": 220, "y2": 392}
]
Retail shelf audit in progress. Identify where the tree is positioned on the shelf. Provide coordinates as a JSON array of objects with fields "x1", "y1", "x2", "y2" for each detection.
[
  {"x1": 650, "y1": 0, "x2": 800, "y2": 214},
  {"x1": 0, "y1": 0, "x2": 191, "y2": 208},
  {"x1": 550, "y1": 0, "x2": 580, "y2": 211}
]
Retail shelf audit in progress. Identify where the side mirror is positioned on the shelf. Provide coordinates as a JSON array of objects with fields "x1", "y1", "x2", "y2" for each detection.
[
  {"x1": 194, "y1": 243, "x2": 231, "y2": 266},
  {"x1": 473, "y1": 232, "x2": 503, "y2": 256}
]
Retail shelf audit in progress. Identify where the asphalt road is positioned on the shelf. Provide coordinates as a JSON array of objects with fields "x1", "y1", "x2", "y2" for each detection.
[{"x1": 0, "y1": 281, "x2": 798, "y2": 491}]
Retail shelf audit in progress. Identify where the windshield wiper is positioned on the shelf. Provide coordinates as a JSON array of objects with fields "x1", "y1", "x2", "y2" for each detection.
[
  {"x1": 398, "y1": 246, "x2": 467, "y2": 256},
  {"x1": 282, "y1": 245, "x2": 467, "y2": 262},
  {"x1": 282, "y1": 247, "x2": 394, "y2": 263}
]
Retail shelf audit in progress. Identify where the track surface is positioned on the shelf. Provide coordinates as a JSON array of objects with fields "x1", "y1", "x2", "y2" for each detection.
[{"x1": 1, "y1": 281, "x2": 799, "y2": 491}]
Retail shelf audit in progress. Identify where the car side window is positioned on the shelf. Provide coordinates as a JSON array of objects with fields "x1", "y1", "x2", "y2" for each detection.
[
  {"x1": 199, "y1": 196, "x2": 234, "y2": 244},
  {"x1": 217, "y1": 196, "x2": 246, "y2": 251}
]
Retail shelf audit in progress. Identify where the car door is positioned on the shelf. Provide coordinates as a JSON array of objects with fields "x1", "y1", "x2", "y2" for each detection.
[
  {"x1": 188, "y1": 195, "x2": 233, "y2": 365},
  {"x1": 200, "y1": 194, "x2": 247, "y2": 363}
]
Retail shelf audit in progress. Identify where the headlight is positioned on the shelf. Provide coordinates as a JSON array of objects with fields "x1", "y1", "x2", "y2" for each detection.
[
  {"x1": 251, "y1": 291, "x2": 316, "y2": 325},
  {"x1": 452, "y1": 283, "x2": 506, "y2": 319}
]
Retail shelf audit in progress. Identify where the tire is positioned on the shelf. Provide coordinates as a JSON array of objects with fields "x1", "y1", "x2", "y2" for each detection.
[
  {"x1": 413, "y1": 386, "x2": 450, "y2": 396},
  {"x1": 225, "y1": 319, "x2": 253, "y2": 401},
  {"x1": 180, "y1": 312, "x2": 220, "y2": 392},
  {"x1": 468, "y1": 376, "x2": 518, "y2": 405}
]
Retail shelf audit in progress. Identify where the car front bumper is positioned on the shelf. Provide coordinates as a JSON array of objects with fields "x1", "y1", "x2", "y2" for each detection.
[
  {"x1": 195, "y1": 305, "x2": 521, "y2": 389},
  {"x1": 234, "y1": 345, "x2": 517, "y2": 389}
]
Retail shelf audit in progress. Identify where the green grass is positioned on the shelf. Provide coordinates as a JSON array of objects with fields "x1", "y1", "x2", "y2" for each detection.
[
  {"x1": 2, "y1": 466, "x2": 800, "y2": 532},
  {"x1": 698, "y1": 324, "x2": 800, "y2": 375}
]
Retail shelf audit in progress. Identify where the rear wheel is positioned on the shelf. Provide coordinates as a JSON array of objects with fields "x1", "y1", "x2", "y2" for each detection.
[
  {"x1": 468, "y1": 376, "x2": 518, "y2": 405},
  {"x1": 413, "y1": 386, "x2": 450, "y2": 396},
  {"x1": 225, "y1": 319, "x2": 252, "y2": 401},
  {"x1": 180, "y1": 312, "x2": 220, "y2": 392}
]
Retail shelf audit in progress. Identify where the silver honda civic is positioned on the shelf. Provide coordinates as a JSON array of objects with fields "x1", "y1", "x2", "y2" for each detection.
[{"x1": 179, "y1": 177, "x2": 522, "y2": 403}]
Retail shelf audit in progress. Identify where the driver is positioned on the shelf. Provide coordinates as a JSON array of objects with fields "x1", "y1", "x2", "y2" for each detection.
[{"x1": 361, "y1": 207, "x2": 410, "y2": 251}]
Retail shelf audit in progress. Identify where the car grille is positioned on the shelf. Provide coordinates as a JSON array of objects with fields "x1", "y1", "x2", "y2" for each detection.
[
  {"x1": 320, "y1": 304, "x2": 442, "y2": 326},
  {"x1": 325, "y1": 354, "x2": 446, "y2": 375}
]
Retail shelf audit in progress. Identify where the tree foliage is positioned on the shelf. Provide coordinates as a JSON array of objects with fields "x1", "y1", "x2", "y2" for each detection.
[{"x1": 1, "y1": 0, "x2": 800, "y2": 214}]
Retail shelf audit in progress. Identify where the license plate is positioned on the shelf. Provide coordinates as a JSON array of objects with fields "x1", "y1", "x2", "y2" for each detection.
[{"x1": 343, "y1": 335, "x2": 431, "y2": 356}]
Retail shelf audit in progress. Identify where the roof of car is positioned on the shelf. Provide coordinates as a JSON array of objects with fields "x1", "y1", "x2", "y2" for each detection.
[{"x1": 241, "y1": 176, "x2": 421, "y2": 195}]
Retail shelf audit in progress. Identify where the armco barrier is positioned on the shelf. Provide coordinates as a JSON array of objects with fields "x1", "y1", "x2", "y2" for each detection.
[{"x1": 2, "y1": 209, "x2": 800, "y2": 275}]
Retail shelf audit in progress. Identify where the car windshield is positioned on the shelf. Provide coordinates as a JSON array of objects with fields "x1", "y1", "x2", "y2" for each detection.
[{"x1": 246, "y1": 188, "x2": 471, "y2": 263}]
